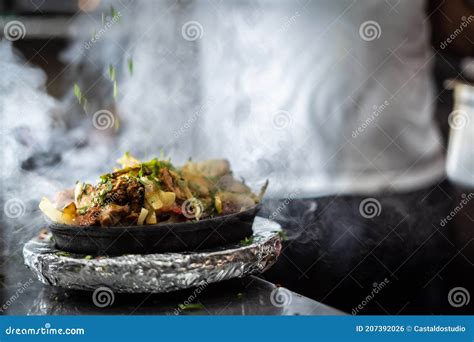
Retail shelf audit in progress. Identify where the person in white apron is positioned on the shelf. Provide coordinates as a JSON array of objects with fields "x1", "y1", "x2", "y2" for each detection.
[{"x1": 192, "y1": 0, "x2": 474, "y2": 313}]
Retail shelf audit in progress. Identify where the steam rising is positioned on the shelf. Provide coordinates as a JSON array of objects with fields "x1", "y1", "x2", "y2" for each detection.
[
  {"x1": 0, "y1": 1, "x2": 206, "y2": 261},
  {"x1": 62, "y1": 0, "x2": 202, "y2": 163},
  {"x1": 1, "y1": 41, "x2": 61, "y2": 259},
  {"x1": 0, "y1": 0, "x2": 318, "y2": 278}
]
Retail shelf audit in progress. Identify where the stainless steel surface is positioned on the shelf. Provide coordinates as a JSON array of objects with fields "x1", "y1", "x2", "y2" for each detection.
[
  {"x1": 4, "y1": 275, "x2": 344, "y2": 316},
  {"x1": 5, "y1": 216, "x2": 344, "y2": 315},
  {"x1": 23, "y1": 217, "x2": 281, "y2": 293}
]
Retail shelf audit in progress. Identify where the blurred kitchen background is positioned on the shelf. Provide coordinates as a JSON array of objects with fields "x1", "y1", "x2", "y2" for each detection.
[{"x1": 0, "y1": 0, "x2": 473, "y2": 130}]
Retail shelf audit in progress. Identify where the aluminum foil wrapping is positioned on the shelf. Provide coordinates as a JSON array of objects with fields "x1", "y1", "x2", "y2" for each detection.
[{"x1": 23, "y1": 217, "x2": 282, "y2": 293}]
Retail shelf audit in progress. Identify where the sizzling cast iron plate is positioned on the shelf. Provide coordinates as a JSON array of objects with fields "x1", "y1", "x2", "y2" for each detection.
[{"x1": 49, "y1": 205, "x2": 260, "y2": 255}]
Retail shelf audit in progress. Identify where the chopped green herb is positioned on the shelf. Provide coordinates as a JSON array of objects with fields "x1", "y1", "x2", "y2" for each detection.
[
  {"x1": 106, "y1": 180, "x2": 113, "y2": 192},
  {"x1": 151, "y1": 177, "x2": 161, "y2": 189},
  {"x1": 76, "y1": 182, "x2": 88, "y2": 203},
  {"x1": 108, "y1": 64, "x2": 116, "y2": 81},
  {"x1": 240, "y1": 236, "x2": 254, "y2": 246},
  {"x1": 113, "y1": 80, "x2": 118, "y2": 99},
  {"x1": 73, "y1": 83, "x2": 82, "y2": 104},
  {"x1": 277, "y1": 230, "x2": 288, "y2": 241},
  {"x1": 111, "y1": 5, "x2": 119, "y2": 19},
  {"x1": 84, "y1": 255, "x2": 93, "y2": 260},
  {"x1": 73, "y1": 83, "x2": 88, "y2": 111},
  {"x1": 56, "y1": 251, "x2": 71, "y2": 257},
  {"x1": 140, "y1": 158, "x2": 174, "y2": 178},
  {"x1": 95, "y1": 191, "x2": 107, "y2": 207},
  {"x1": 127, "y1": 58, "x2": 133, "y2": 76},
  {"x1": 138, "y1": 164, "x2": 144, "y2": 178},
  {"x1": 100, "y1": 173, "x2": 112, "y2": 183},
  {"x1": 114, "y1": 116, "x2": 120, "y2": 131},
  {"x1": 78, "y1": 206, "x2": 89, "y2": 215}
]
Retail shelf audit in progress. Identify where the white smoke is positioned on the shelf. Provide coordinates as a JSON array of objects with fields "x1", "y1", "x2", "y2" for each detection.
[
  {"x1": 1, "y1": 41, "x2": 56, "y2": 179},
  {"x1": 0, "y1": 1, "x2": 203, "y2": 260},
  {"x1": 0, "y1": 0, "x2": 275, "y2": 258},
  {"x1": 62, "y1": 0, "x2": 201, "y2": 163},
  {"x1": 0, "y1": 39, "x2": 113, "y2": 259}
]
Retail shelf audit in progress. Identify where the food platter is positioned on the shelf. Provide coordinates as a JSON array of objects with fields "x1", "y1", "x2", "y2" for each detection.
[
  {"x1": 39, "y1": 154, "x2": 268, "y2": 255},
  {"x1": 29, "y1": 154, "x2": 277, "y2": 292}
]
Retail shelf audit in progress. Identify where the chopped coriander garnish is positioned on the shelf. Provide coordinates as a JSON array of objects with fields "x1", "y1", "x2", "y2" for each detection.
[
  {"x1": 74, "y1": 83, "x2": 84, "y2": 104},
  {"x1": 100, "y1": 173, "x2": 112, "y2": 182},
  {"x1": 110, "y1": 5, "x2": 119, "y2": 20},
  {"x1": 240, "y1": 236, "x2": 254, "y2": 246},
  {"x1": 138, "y1": 164, "x2": 144, "y2": 178},
  {"x1": 277, "y1": 231, "x2": 288, "y2": 241},
  {"x1": 113, "y1": 80, "x2": 118, "y2": 99},
  {"x1": 106, "y1": 180, "x2": 113, "y2": 192},
  {"x1": 73, "y1": 83, "x2": 81, "y2": 102},
  {"x1": 114, "y1": 116, "x2": 120, "y2": 131},
  {"x1": 78, "y1": 206, "x2": 89, "y2": 215},
  {"x1": 151, "y1": 176, "x2": 161, "y2": 189},
  {"x1": 108, "y1": 64, "x2": 116, "y2": 82},
  {"x1": 73, "y1": 83, "x2": 88, "y2": 112},
  {"x1": 127, "y1": 58, "x2": 133, "y2": 76}
]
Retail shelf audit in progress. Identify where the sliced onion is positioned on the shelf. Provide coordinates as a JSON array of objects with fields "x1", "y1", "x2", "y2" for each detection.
[
  {"x1": 39, "y1": 197, "x2": 66, "y2": 224},
  {"x1": 137, "y1": 208, "x2": 149, "y2": 225}
]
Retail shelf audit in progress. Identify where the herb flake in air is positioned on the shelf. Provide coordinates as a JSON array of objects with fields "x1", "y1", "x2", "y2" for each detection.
[
  {"x1": 113, "y1": 80, "x2": 118, "y2": 99},
  {"x1": 127, "y1": 58, "x2": 134, "y2": 76},
  {"x1": 108, "y1": 64, "x2": 116, "y2": 81},
  {"x1": 73, "y1": 83, "x2": 88, "y2": 111},
  {"x1": 111, "y1": 5, "x2": 119, "y2": 20}
]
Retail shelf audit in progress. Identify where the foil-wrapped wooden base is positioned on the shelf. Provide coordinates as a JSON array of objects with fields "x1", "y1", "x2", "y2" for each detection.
[{"x1": 23, "y1": 217, "x2": 282, "y2": 293}]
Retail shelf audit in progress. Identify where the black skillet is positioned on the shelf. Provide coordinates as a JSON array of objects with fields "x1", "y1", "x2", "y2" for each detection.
[{"x1": 49, "y1": 204, "x2": 260, "y2": 256}]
